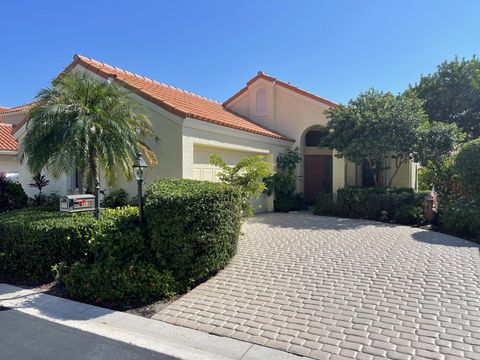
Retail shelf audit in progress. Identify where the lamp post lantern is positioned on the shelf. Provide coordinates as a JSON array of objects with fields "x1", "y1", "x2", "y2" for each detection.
[{"x1": 133, "y1": 153, "x2": 148, "y2": 224}]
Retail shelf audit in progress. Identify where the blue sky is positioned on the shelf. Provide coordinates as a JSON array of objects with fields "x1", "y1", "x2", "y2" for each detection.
[{"x1": 1, "y1": 0, "x2": 479, "y2": 107}]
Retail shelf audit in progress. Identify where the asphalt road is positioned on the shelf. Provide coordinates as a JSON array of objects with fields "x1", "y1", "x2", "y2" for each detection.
[{"x1": 0, "y1": 307, "x2": 177, "y2": 360}]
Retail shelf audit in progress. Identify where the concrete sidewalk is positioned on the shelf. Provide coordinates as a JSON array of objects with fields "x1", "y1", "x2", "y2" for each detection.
[{"x1": 0, "y1": 284, "x2": 306, "y2": 360}]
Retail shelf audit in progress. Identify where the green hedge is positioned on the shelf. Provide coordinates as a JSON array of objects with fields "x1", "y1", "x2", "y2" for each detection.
[
  {"x1": 145, "y1": 179, "x2": 242, "y2": 290},
  {"x1": 0, "y1": 209, "x2": 97, "y2": 282},
  {"x1": 314, "y1": 187, "x2": 429, "y2": 226},
  {"x1": 64, "y1": 262, "x2": 175, "y2": 306},
  {"x1": 0, "y1": 180, "x2": 28, "y2": 212},
  {"x1": 440, "y1": 199, "x2": 480, "y2": 240}
]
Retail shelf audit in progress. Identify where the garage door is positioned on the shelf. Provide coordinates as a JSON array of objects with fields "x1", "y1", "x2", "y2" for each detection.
[{"x1": 192, "y1": 145, "x2": 268, "y2": 213}]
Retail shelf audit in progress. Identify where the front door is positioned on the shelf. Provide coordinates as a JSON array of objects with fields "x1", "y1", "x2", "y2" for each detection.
[{"x1": 304, "y1": 155, "x2": 332, "y2": 204}]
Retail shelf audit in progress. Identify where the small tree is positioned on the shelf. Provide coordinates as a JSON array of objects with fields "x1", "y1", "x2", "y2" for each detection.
[
  {"x1": 265, "y1": 147, "x2": 305, "y2": 211},
  {"x1": 455, "y1": 138, "x2": 480, "y2": 200},
  {"x1": 210, "y1": 154, "x2": 274, "y2": 216},
  {"x1": 326, "y1": 89, "x2": 427, "y2": 187},
  {"x1": 29, "y1": 173, "x2": 50, "y2": 206}
]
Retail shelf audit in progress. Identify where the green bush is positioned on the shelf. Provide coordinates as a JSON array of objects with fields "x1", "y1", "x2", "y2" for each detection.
[
  {"x1": 274, "y1": 193, "x2": 307, "y2": 212},
  {"x1": 455, "y1": 139, "x2": 480, "y2": 199},
  {"x1": 0, "y1": 176, "x2": 28, "y2": 212},
  {"x1": 0, "y1": 209, "x2": 97, "y2": 282},
  {"x1": 319, "y1": 187, "x2": 428, "y2": 224},
  {"x1": 89, "y1": 207, "x2": 148, "y2": 266},
  {"x1": 64, "y1": 262, "x2": 175, "y2": 306},
  {"x1": 145, "y1": 179, "x2": 242, "y2": 290},
  {"x1": 314, "y1": 193, "x2": 338, "y2": 216},
  {"x1": 102, "y1": 188, "x2": 129, "y2": 208},
  {"x1": 440, "y1": 199, "x2": 480, "y2": 240},
  {"x1": 394, "y1": 205, "x2": 425, "y2": 226}
]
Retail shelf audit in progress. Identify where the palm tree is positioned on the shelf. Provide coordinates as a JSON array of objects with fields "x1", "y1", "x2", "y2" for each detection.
[{"x1": 20, "y1": 72, "x2": 157, "y2": 218}]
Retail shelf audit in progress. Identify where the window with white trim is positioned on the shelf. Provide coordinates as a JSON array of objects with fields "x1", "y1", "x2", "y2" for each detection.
[{"x1": 255, "y1": 88, "x2": 267, "y2": 116}]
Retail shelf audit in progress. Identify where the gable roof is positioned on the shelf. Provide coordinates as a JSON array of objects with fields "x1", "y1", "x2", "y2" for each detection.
[
  {"x1": 64, "y1": 55, "x2": 292, "y2": 142},
  {"x1": 0, "y1": 123, "x2": 18, "y2": 151},
  {"x1": 0, "y1": 102, "x2": 35, "y2": 115},
  {"x1": 223, "y1": 71, "x2": 337, "y2": 108}
]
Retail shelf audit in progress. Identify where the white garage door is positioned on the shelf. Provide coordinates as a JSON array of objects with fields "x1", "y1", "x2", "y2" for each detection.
[{"x1": 192, "y1": 145, "x2": 269, "y2": 213}]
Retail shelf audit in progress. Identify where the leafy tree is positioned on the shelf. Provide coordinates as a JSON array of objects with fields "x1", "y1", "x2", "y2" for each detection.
[
  {"x1": 210, "y1": 154, "x2": 274, "y2": 216},
  {"x1": 326, "y1": 89, "x2": 427, "y2": 187},
  {"x1": 29, "y1": 173, "x2": 50, "y2": 206},
  {"x1": 418, "y1": 155, "x2": 460, "y2": 202},
  {"x1": 21, "y1": 73, "x2": 157, "y2": 215},
  {"x1": 455, "y1": 138, "x2": 480, "y2": 199},
  {"x1": 265, "y1": 147, "x2": 305, "y2": 212},
  {"x1": 413, "y1": 121, "x2": 465, "y2": 168},
  {"x1": 411, "y1": 56, "x2": 480, "y2": 139}
]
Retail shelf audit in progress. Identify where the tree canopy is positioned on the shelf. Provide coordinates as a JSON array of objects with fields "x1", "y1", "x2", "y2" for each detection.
[
  {"x1": 411, "y1": 56, "x2": 480, "y2": 140},
  {"x1": 21, "y1": 73, "x2": 157, "y2": 192},
  {"x1": 326, "y1": 89, "x2": 427, "y2": 187},
  {"x1": 326, "y1": 89, "x2": 461, "y2": 187}
]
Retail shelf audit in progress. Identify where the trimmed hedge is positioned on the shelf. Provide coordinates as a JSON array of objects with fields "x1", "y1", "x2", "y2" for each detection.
[
  {"x1": 64, "y1": 262, "x2": 175, "y2": 306},
  {"x1": 314, "y1": 187, "x2": 429, "y2": 226},
  {"x1": 0, "y1": 209, "x2": 97, "y2": 282},
  {"x1": 440, "y1": 199, "x2": 480, "y2": 240},
  {"x1": 145, "y1": 179, "x2": 242, "y2": 290}
]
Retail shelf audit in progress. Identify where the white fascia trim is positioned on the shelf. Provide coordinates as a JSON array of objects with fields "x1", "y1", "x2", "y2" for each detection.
[
  {"x1": 0, "y1": 150, "x2": 17, "y2": 155},
  {"x1": 183, "y1": 117, "x2": 292, "y2": 148}
]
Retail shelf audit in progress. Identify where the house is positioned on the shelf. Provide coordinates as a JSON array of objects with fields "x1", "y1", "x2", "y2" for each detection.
[
  {"x1": 0, "y1": 104, "x2": 25, "y2": 177},
  {"x1": 9, "y1": 55, "x2": 417, "y2": 210}
]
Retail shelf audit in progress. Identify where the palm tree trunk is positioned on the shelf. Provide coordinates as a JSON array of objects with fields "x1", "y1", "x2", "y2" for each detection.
[{"x1": 89, "y1": 153, "x2": 100, "y2": 219}]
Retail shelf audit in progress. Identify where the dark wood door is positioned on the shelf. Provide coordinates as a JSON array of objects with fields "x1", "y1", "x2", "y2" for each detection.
[{"x1": 304, "y1": 155, "x2": 332, "y2": 204}]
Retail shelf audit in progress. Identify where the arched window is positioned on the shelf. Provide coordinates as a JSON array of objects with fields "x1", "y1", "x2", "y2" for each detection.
[{"x1": 255, "y1": 88, "x2": 267, "y2": 116}]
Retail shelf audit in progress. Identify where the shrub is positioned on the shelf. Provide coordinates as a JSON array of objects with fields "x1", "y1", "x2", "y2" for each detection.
[
  {"x1": 89, "y1": 207, "x2": 148, "y2": 266},
  {"x1": 336, "y1": 187, "x2": 413, "y2": 219},
  {"x1": 0, "y1": 176, "x2": 28, "y2": 212},
  {"x1": 440, "y1": 198, "x2": 480, "y2": 240},
  {"x1": 145, "y1": 179, "x2": 242, "y2": 290},
  {"x1": 394, "y1": 205, "x2": 425, "y2": 226},
  {"x1": 0, "y1": 209, "x2": 97, "y2": 282},
  {"x1": 274, "y1": 193, "x2": 307, "y2": 212},
  {"x1": 64, "y1": 262, "x2": 175, "y2": 306},
  {"x1": 455, "y1": 139, "x2": 480, "y2": 199},
  {"x1": 102, "y1": 188, "x2": 129, "y2": 208},
  {"x1": 210, "y1": 154, "x2": 273, "y2": 216},
  {"x1": 314, "y1": 193, "x2": 338, "y2": 216},
  {"x1": 265, "y1": 147, "x2": 305, "y2": 212},
  {"x1": 418, "y1": 156, "x2": 461, "y2": 202}
]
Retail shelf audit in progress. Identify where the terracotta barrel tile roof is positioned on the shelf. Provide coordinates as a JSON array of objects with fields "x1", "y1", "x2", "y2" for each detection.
[
  {"x1": 0, "y1": 123, "x2": 18, "y2": 151},
  {"x1": 67, "y1": 55, "x2": 293, "y2": 142},
  {"x1": 0, "y1": 102, "x2": 35, "y2": 115}
]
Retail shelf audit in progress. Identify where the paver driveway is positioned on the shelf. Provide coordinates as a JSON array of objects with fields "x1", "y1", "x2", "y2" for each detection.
[{"x1": 154, "y1": 213, "x2": 480, "y2": 359}]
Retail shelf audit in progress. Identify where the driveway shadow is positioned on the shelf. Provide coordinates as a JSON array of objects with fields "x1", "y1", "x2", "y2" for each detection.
[{"x1": 411, "y1": 230, "x2": 480, "y2": 248}]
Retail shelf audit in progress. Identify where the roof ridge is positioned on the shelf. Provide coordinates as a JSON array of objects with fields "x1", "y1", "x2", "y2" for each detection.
[{"x1": 75, "y1": 54, "x2": 222, "y2": 105}]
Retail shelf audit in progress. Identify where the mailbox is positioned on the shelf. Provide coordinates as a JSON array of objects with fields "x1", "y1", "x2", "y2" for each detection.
[{"x1": 60, "y1": 194, "x2": 96, "y2": 213}]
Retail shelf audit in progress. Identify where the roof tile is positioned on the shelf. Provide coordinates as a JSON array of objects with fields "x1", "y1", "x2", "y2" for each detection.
[
  {"x1": 70, "y1": 55, "x2": 293, "y2": 141},
  {"x1": 0, "y1": 123, "x2": 18, "y2": 151}
]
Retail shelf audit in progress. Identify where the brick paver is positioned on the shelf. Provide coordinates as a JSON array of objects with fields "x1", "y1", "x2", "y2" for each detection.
[{"x1": 154, "y1": 213, "x2": 480, "y2": 359}]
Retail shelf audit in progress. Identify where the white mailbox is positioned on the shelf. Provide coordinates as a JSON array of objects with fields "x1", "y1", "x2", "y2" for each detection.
[{"x1": 59, "y1": 194, "x2": 95, "y2": 213}]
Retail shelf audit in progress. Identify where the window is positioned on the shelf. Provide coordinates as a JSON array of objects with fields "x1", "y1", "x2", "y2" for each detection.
[
  {"x1": 255, "y1": 88, "x2": 267, "y2": 116},
  {"x1": 305, "y1": 129, "x2": 330, "y2": 147},
  {"x1": 362, "y1": 160, "x2": 376, "y2": 187}
]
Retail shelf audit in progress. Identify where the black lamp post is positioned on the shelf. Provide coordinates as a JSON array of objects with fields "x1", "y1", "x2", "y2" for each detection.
[{"x1": 133, "y1": 153, "x2": 148, "y2": 224}]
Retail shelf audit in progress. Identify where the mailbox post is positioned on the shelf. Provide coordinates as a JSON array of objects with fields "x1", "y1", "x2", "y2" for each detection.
[{"x1": 133, "y1": 153, "x2": 148, "y2": 224}]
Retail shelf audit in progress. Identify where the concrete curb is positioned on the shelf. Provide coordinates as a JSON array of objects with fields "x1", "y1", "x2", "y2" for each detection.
[{"x1": 0, "y1": 284, "x2": 307, "y2": 360}]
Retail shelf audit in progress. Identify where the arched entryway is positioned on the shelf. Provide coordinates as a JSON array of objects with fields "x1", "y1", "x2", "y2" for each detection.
[{"x1": 302, "y1": 127, "x2": 333, "y2": 204}]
